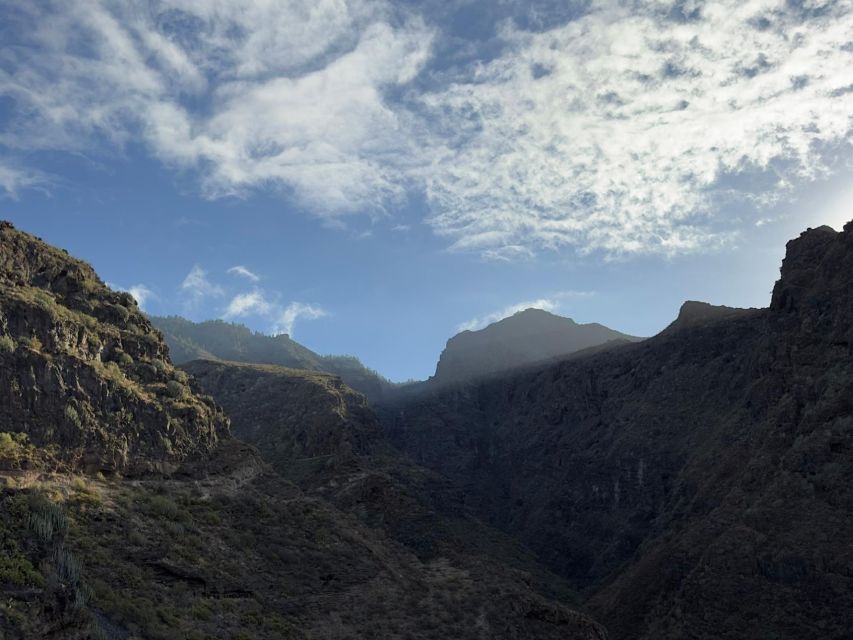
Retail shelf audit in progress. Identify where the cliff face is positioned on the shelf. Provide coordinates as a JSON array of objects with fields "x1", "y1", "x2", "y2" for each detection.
[
  {"x1": 382, "y1": 222, "x2": 853, "y2": 639},
  {"x1": 431, "y1": 308, "x2": 640, "y2": 385},
  {"x1": 182, "y1": 359, "x2": 606, "y2": 624},
  {"x1": 0, "y1": 222, "x2": 229, "y2": 474}
]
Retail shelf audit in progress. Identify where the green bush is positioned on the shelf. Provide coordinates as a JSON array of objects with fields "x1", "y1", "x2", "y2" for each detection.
[
  {"x1": 0, "y1": 432, "x2": 31, "y2": 465},
  {"x1": 27, "y1": 496, "x2": 68, "y2": 542},
  {"x1": 64, "y1": 404, "x2": 83, "y2": 428},
  {"x1": 116, "y1": 351, "x2": 134, "y2": 367},
  {"x1": 19, "y1": 335, "x2": 42, "y2": 351},
  {"x1": 110, "y1": 303, "x2": 131, "y2": 324},
  {"x1": 165, "y1": 380, "x2": 184, "y2": 399},
  {"x1": 0, "y1": 334, "x2": 14, "y2": 352}
]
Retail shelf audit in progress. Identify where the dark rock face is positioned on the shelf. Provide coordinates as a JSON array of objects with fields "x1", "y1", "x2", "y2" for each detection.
[
  {"x1": 382, "y1": 222, "x2": 853, "y2": 639},
  {"x1": 182, "y1": 360, "x2": 382, "y2": 468},
  {"x1": 183, "y1": 359, "x2": 603, "y2": 612},
  {"x1": 0, "y1": 222, "x2": 229, "y2": 474},
  {"x1": 152, "y1": 315, "x2": 391, "y2": 401},
  {"x1": 432, "y1": 308, "x2": 641, "y2": 385}
]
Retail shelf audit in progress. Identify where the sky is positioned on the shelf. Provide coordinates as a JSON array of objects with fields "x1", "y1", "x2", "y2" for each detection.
[{"x1": 0, "y1": 0, "x2": 851, "y2": 381}]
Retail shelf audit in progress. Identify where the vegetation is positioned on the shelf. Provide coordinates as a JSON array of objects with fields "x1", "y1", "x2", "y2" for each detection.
[
  {"x1": 151, "y1": 315, "x2": 393, "y2": 400},
  {"x1": 0, "y1": 334, "x2": 14, "y2": 352},
  {"x1": 0, "y1": 432, "x2": 34, "y2": 467}
]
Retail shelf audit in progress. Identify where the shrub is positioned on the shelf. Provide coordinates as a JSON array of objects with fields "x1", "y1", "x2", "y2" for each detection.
[
  {"x1": 27, "y1": 497, "x2": 68, "y2": 543},
  {"x1": 64, "y1": 404, "x2": 83, "y2": 428},
  {"x1": 0, "y1": 334, "x2": 14, "y2": 352},
  {"x1": 165, "y1": 380, "x2": 184, "y2": 399},
  {"x1": 110, "y1": 303, "x2": 131, "y2": 324},
  {"x1": 0, "y1": 538, "x2": 44, "y2": 588},
  {"x1": 0, "y1": 432, "x2": 31, "y2": 465},
  {"x1": 19, "y1": 335, "x2": 43, "y2": 351},
  {"x1": 116, "y1": 351, "x2": 134, "y2": 367}
]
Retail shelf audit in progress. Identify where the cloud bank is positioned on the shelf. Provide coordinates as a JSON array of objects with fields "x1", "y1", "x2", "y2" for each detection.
[{"x1": 1, "y1": 0, "x2": 851, "y2": 257}]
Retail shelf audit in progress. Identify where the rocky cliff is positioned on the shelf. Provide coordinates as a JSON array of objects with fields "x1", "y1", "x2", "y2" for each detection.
[
  {"x1": 0, "y1": 222, "x2": 229, "y2": 475},
  {"x1": 431, "y1": 308, "x2": 641, "y2": 385},
  {"x1": 382, "y1": 222, "x2": 853, "y2": 639},
  {"x1": 183, "y1": 359, "x2": 605, "y2": 617}
]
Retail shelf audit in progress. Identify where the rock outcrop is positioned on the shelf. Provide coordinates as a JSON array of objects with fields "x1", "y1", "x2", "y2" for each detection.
[{"x1": 0, "y1": 222, "x2": 229, "y2": 474}]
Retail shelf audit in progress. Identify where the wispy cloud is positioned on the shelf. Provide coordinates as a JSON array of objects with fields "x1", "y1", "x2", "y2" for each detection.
[
  {"x1": 180, "y1": 265, "x2": 224, "y2": 310},
  {"x1": 272, "y1": 302, "x2": 329, "y2": 337},
  {"x1": 416, "y1": 0, "x2": 853, "y2": 258},
  {"x1": 222, "y1": 289, "x2": 272, "y2": 319},
  {"x1": 227, "y1": 265, "x2": 260, "y2": 282},
  {"x1": 457, "y1": 291, "x2": 594, "y2": 332},
  {"x1": 0, "y1": 161, "x2": 42, "y2": 197},
  {"x1": 107, "y1": 282, "x2": 156, "y2": 310},
  {"x1": 220, "y1": 288, "x2": 327, "y2": 337},
  {"x1": 0, "y1": 1, "x2": 432, "y2": 215},
  {"x1": 1, "y1": 1, "x2": 851, "y2": 258}
]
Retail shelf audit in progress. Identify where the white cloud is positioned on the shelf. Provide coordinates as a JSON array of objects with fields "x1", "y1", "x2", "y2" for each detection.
[
  {"x1": 227, "y1": 265, "x2": 260, "y2": 282},
  {"x1": 272, "y1": 302, "x2": 329, "y2": 337},
  {"x1": 458, "y1": 298, "x2": 559, "y2": 332},
  {"x1": 180, "y1": 265, "x2": 224, "y2": 309},
  {"x1": 219, "y1": 288, "x2": 327, "y2": 337},
  {"x1": 415, "y1": 0, "x2": 853, "y2": 257},
  {"x1": 0, "y1": 1, "x2": 433, "y2": 215},
  {"x1": 126, "y1": 284, "x2": 155, "y2": 310},
  {"x1": 457, "y1": 291, "x2": 595, "y2": 331},
  {"x1": 107, "y1": 282, "x2": 156, "y2": 310},
  {"x1": 0, "y1": 161, "x2": 42, "y2": 197},
  {"x1": 222, "y1": 289, "x2": 272, "y2": 319},
  {"x1": 1, "y1": 0, "x2": 851, "y2": 258}
]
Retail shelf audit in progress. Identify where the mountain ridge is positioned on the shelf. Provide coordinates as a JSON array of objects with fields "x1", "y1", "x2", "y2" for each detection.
[
  {"x1": 429, "y1": 307, "x2": 642, "y2": 386},
  {"x1": 381, "y1": 221, "x2": 853, "y2": 639},
  {"x1": 151, "y1": 315, "x2": 393, "y2": 401},
  {"x1": 0, "y1": 219, "x2": 607, "y2": 640}
]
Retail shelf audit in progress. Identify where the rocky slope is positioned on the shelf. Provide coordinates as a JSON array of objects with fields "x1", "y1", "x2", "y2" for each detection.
[
  {"x1": 382, "y1": 223, "x2": 853, "y2": 639},
  {"x1": 430, "y1": 308, "x2": 641, "y2": 386},
  {"x1": 0, "y1": 222, "x2": 228, "y2": 475},
  {"x1": 151, "y1": 315, "x2": 392, "y2": 401},
  {"x1": 0, "y1": 221, "x2": 606, "y2": 640},
  {"x1": 182, "y1": 359, "x2": 596, "y2": 606}
]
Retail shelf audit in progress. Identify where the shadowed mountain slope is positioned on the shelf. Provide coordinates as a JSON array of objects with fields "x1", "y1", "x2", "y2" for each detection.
[
  {"x1": 381, "y1": 223, "x2": 853, "y2": 639},
  {"x1": 182, "y1": 358, "x2": 601, "y2": 611},
  {"x1": 151, "y1": 315, "x2": 391, "y2": 401},
  {"x1": 0, "y1": 221, "x2": 606, "y2": 640},
  {"x1": 431, "y1": 308, "x2": 641, "y2": 385}
]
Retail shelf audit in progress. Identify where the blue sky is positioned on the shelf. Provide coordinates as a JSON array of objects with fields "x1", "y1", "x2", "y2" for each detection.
[{"x1": 1, "y1": 0, "x2": 852, "y2": 381}]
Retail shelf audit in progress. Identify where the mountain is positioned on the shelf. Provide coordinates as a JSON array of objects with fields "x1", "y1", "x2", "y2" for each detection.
[
  {"x1": 0, "y1": 222, "x2": 229, "y2": 475},
  {"x1": 183, "y1": 357, "x2": 596, "y2": 591},
  {"x1": 381, "y1": 223, "x2": 853, "y2": 639},
  {"x1": 0, "y1": 221, "x2": 605, "y2": 640},
  {"x1": 431, "y1": 308, "x2": 642, "y2": 385},
  {"x1": 151, "y1": 315, "x2": 391, "y2": 400}
]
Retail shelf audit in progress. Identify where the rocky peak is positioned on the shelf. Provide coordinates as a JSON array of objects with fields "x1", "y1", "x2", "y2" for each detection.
[
  {"x1": 0, "y1": 221, "x2": 229, "y2": 474},
  {"x1": 664, "y1": 300, "x2": 757, "y2": 334},
  {"x1": 432, "y1": 308, "x2": 641, "y2": 384},
  {"x1": 769, "y1": 222, "x2": 853, "y2": 347}
]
